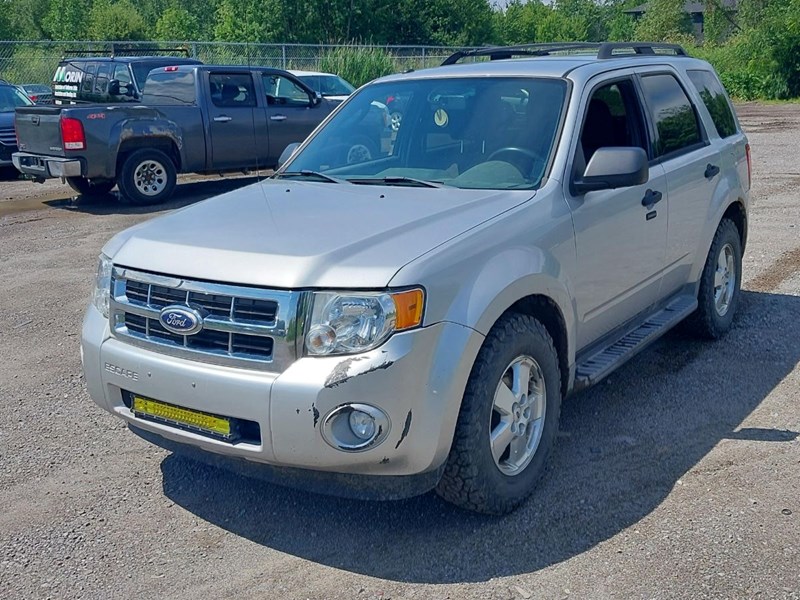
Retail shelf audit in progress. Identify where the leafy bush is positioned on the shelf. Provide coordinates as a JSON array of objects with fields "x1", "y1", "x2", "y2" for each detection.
[{"x1": 318, "y1": 46, "x2": 397, "y2": 87}]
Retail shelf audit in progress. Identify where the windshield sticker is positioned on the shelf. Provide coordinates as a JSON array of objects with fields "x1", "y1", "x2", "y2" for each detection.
[{"x1": 434, "y1": 108, "x2": 449, "y2": 127}]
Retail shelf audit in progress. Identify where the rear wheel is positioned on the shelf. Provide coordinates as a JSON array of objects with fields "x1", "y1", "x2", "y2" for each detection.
[
  {"x1": 436, "y1": 313, "x2": 562, "y2": 514},
  {"x1": 118, "y1": 149, "x2": 177, "y2": 206},
  {"x1": 687, "y1": 218, "x2": 742, "y2": 339},
  {"x1": 66, "y1": 176, "x2": 115, "y2": 196}
]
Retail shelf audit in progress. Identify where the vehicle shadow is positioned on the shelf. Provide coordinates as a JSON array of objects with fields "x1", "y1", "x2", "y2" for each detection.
[
  {"x1": 42, "y1": 175, "x2": 262, "y2": 216},
  {"x1": 159, "y1": 290, "x2": 800, "y2": 584}
]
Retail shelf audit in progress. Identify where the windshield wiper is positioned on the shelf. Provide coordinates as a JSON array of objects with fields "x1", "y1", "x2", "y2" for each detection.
[
  {"x1": 347, "y1": 176, "x2": 444, "y2": 188},
  {"x1": 274, "y1": 170, "x2": 348, "y2": 184}
]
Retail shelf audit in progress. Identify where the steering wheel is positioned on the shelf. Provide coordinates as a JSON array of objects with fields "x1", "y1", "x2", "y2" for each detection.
[{"x1": 487, "y1": 147, "x2": 543, "y2": 175}]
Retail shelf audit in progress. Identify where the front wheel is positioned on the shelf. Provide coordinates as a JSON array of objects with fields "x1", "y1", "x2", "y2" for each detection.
[
  {"x1": 117, "y1": 149, "x2": 177, "y2": 206},
  {"x1": 686, "y1": 218, "x2": 742, "y2": 339},
  {"x1": 436, "y1": 313, "x2": 562, "y2": 514},
  {"x1": 66, "y1": 176, "x2": 115, "y2": 196}
]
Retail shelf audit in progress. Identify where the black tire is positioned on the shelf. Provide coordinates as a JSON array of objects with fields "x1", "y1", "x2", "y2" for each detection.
[
  {"x1": 436, "y1": 313, "x2": 562, "y2": 515},
  {"x1": 345, "y1": 136, "x2": 377, "y2": 164},
  {"x1": 117, "y1": 149, "x2": 177, "y2": 206},
  {"x1": 686, "y1": 218, "x2": 742, "y2": 339},
  {"x1": 66, "y1": 176, "x2": 116, "y2": 197}
]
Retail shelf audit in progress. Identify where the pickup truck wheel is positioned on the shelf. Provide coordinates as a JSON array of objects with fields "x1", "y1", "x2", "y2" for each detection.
[
  {"x1": 687, "y1": 218, "x2": 742, "y2": 339},
  {"x1": 436, "y1": 313, "x2": 561, "y2": 515},
  {"x1": 118, "y1": 149, "x2": 177, "y2": 205},
  {"x1": 346, "y1": 137, "x2": 377, "y2": 164},
  {"x1": 66, "y1": 177, "x2": 115, "y2": 197}
]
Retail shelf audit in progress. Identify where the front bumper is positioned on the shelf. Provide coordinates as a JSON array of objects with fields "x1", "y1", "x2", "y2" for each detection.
[
  {"x1": 12, "y1": 151, "x2": 82, "y2": 178},
  {"x1": 82, "y1": 306, "x2": 483, "y2": 484}
]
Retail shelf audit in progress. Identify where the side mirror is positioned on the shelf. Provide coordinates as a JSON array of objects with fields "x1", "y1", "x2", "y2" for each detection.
[
  {"x1": 278, "y1": 142, "x2": 300, "y2": 168},
  {"x1": 311, "y1": 91, "x2": 322, "y2": 106},
  {"x1": 108, "y1": 79, "x2": 121, "y2": 96},
  {"x1": 573, "y1": 147, "x2": 649, "y2": 195}
]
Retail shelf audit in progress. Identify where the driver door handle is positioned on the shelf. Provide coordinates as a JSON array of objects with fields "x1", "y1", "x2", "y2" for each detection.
[
  {"x1": 213, "y1": 115, "x2": 232, "y2": 123},
  {"x1": 642, "y1": 189, "x2": 663, "y2": 208},
  {"x1": 270, "y1": 115, "x2": 287, "y2": 121}
]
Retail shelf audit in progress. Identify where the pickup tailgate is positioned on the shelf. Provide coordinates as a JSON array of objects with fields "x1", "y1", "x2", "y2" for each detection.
[{"x1": 15, "y1": 106, "x2": 66, "y2": 156}]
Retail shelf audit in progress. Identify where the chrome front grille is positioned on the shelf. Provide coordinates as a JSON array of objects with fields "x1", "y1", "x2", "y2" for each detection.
[
  {"x1": 109, "y1": 267, "x2": 304, "y2": 371},
  {"x1": 0, "y1": 126, "x2": 16, "y2": 146}
]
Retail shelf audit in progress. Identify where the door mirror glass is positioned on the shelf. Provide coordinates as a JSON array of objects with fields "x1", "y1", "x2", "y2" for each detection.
[
  {"x1": 108, "y1": 79, "x2": 121, "y2": 96},
  {"x1": 278, "y1": 142, "x2": 300, "y2": 168},
  {"x1": 574, "y1": 147, "x2": 648, "y2": 194}
]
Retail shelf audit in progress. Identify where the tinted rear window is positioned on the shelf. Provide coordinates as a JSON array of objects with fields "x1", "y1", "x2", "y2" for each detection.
[
  {"x1": 687, "y1": 70, "x2": 738, "y2": 138},
  {"x1": 640, "y1": 73, "x2": 703, "y2": 158},
  {"x1": 142, "y1": 71, "x2": 196, "y2": 105}
]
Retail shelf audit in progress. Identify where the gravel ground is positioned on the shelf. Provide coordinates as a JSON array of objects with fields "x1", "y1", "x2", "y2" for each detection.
[{"x1": 0, "y1": 103, "x2": 798, "y2": 600}]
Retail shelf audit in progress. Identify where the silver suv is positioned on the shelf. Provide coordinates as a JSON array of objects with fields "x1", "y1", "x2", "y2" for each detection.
[{"x1": 81, "y1": 43, "x2": 750, "y2": 514}]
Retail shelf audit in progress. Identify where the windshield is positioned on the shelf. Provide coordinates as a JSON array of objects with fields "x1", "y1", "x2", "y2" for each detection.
[
  {"x1": 0, "y1": 86, "x2": 33, "y2": 111},
  {"x1": 298, "y1": 74, "x2": 355, "y2": 97},
  {"x1": 283, "y1": 77, "x2": 567, "y2": 190}
]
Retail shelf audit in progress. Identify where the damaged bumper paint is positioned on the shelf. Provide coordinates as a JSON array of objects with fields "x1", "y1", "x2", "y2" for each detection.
[{"x1": 82, "y1": 305, "x2": 483, "y2": 484}]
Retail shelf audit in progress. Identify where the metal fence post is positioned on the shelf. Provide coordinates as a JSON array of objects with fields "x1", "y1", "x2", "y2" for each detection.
[
  {"x1": 422, "y1": 47, "x2": 426, "y2": 69},
  {"x1": 282, "y1": 45, "x2": 286, "y2": 69}
]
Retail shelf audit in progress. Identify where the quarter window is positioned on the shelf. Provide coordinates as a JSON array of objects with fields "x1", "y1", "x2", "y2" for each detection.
[
  {"x1": 640, "y1": 74, "x2": 703, "y2": 158},
  {"x1": 82, "y1": 63, "x2": 96, "y2": 93},
  {"x1": 95, "y1": 64, "x2": 110, "y2": 94},
  {"x1": 687, "y1": 70, "x2": 738, "y2": 138}
]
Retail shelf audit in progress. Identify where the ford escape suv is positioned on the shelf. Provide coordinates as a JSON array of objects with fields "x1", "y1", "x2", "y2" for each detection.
[{"x1": 81, "y1": 43, "x2": 750, "y2": 514}]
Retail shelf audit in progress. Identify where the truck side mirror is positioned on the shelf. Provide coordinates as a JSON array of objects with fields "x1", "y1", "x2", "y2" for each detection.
[{"x1": 108, "y1": 79, "x2": 121, "y2": 96}]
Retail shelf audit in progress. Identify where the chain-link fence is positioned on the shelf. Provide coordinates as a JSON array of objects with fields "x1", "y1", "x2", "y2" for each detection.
[{"x1": 0, "y1": 40, "x2": 470, "y2": 86}]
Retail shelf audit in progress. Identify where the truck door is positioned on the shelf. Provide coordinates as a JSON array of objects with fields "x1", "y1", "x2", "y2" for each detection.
[
  {"x1": 261, "y1": 72, "x2": 326, "y2": 164},
  {"x1": 207, "y1": 72, "x2": 266, "y2": 170},
  {"x1": 566, "y1": 76, "x2": 669, "y2": 349}
]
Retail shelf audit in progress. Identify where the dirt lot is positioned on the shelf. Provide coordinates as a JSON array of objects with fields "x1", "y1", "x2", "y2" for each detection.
[{"x1": 0, "y1": 103, "x2": 798, "y2": 600}]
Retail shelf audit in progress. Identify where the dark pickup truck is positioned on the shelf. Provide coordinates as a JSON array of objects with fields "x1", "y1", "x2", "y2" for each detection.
[{"x1": 12, "y1": 65, "x2": 356, "y2": 204}]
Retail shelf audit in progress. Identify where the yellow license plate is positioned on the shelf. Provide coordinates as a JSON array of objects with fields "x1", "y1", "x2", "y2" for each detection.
[{"x1": 132, "y1": 395, "x2": 232, "y2": 438}]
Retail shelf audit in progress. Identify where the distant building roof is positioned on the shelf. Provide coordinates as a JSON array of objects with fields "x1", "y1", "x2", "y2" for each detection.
[{"x1": 625, "y1": 0, "x2": 737, "y2": 15}]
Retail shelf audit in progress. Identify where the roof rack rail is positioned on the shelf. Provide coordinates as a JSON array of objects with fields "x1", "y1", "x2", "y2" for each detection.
[
  {"x1": 441, "y1": 42, "x2": 688, "y2": 65},
  {"x1": 62, "y1": 45, "x2": 191, "y2": 58}
]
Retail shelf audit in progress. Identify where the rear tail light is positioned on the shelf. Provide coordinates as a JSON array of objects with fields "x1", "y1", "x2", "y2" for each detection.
[
  {"x1": 745, "y1": 143, "x2": 752, "y2": 190},
  {"x1": 60, "y1": 117, "x2": 86, "y2": 151}
]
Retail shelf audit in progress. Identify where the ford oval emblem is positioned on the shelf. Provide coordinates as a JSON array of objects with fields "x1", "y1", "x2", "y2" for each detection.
[{"x1": 158, "y1": 305, "x2": 203, "y2": 335}]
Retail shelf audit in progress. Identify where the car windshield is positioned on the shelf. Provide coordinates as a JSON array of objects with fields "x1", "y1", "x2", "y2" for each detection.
[
  {"x1": 283, "y1": 77, "x2": 567, "y2": 190},
  {"x1": 298, "y1": 74, "x2": 355, "y2": 97},
  {"x1": 0, "y1": 85, "x2": 33, "y2": 111}
]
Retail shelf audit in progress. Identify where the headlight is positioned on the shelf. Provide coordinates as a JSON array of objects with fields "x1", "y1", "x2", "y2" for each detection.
[
  {"x1": 92, "y1": 254, "x2": 112, "y2": 317},
  {"x1": 305, "y1": 289, "x2": 424, "y2": 356}
]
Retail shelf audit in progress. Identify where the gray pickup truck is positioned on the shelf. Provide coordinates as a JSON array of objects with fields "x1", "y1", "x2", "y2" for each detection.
[{"x1": 12, "y1": 65, "x2": 338, "y2": 204}]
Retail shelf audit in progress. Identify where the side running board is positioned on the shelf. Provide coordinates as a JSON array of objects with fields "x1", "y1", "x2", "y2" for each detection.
[{"x1": 574, "y1": 295, "x2": 697, "y2": 391}]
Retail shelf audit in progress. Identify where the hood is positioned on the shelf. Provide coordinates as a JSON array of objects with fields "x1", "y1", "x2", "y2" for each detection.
[{"x1": 106, "y1": 180, "x2": 533, "y2": 289}]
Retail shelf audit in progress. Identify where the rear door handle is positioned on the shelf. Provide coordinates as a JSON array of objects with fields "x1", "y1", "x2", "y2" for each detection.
[
  {"x1": 213, "y1": 115, "x2": 232, "y2": 123},
  {"x1": 270, "y1": 115, "x2": 287, "y2": 122},
  {"x1": 642, "y1": 189, "x2": 663, "y2": 208},
  {"x1": 704, "y1": 163, "x2": 720, "y2": 179}
]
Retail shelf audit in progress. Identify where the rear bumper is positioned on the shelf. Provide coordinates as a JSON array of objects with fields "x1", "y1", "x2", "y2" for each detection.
[{"x1": 12, "y1": 151, "x2": 82, "y2": 178}]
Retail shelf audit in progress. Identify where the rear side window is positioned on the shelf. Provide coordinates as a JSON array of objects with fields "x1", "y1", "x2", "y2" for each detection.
[
  {"x1": 687, "y1": 70, "x2": 738, "y2": 138},
  {"x1": 95, "y1": 64, "x2": 110, "y2": 94},
  {"x1": 640, "y1": 73, "x2": 703, "y2": 158},
  {"x1": 209, "y1": 73, "x2": 257, "y2": 108},
  {"x1": 142, "y1": 71, "x2": 196, "y2": 105},
  {"x1": 82, "y1": 63, "x2": 96, "y2": 93}
]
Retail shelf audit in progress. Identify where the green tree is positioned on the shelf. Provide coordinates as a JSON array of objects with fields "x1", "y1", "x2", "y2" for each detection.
[
  {"x1": 88, "y1": 0, "x2": 146, "y2": 41},
  {"x1": 634, "y1": 0, "x2": 693, "y2": 43},
  {"x1": 155, "y1": 6, "x2": 200, "y2": 41},
  {"x1": 42, "y1": 0, "x2": 90, "y2": 40},
  {"x1": 213, "y1": 0, "x2": 285, "y2": 43}
]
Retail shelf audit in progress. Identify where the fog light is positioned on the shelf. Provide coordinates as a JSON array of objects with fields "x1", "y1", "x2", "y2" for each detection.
[
  {"x1": 321, "y1": 403, "x2": 391, "y2": 452},
  {"x1": 349, "y1": 409, "x2": 376, "y2": 440}
]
